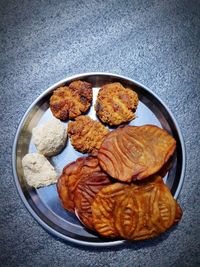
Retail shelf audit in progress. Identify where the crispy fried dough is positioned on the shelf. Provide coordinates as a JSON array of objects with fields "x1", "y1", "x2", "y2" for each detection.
[
  {"x1": 91, "y1": 176, "x2": 182, "y2": 240},
  {"x1": 91, "y1": 182, "x2": 126, "y2": 238},
  {"x1": 74, "y1": 171, "x2": 112, "y2": 230},
  {"x1": 95, "y1": 83, "x2": 138, "y2": 125},
  {"x1": 98, "y1": 125, "x2": 176, "y2": 182},
  {"x1": 57, "y1": 156, "x2": 101, "y2": 213},
  {"x1": 68, "y1": 115, "x2": 109, "y2": 155},
  {"x1": 50, "y1": 80, "x2": 92, "y2": 120},
  {"x1": 91, "y1": 181, "x2": 138, "y2": 238}
]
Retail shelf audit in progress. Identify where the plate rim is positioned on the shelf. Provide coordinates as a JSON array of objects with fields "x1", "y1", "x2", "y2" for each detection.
[{"x1": 12, "y1": 72, "x2": 186, "y2": 247}]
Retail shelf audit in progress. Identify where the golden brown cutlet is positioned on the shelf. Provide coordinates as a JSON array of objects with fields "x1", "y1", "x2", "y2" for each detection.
[
  {"x1": 68, "y1": 115, "x2": 109, "y2": 155},
  {"x1": 50, "y1": 80, "x2": 92, "y2": 120},
  {"x1": 95, "y1": 82, "x2": 138, "y2": 126}
]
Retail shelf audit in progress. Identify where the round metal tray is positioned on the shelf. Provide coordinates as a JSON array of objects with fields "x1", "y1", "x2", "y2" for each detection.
[{"x1": 12, "y1": 73, "x2": 185, "y2": 247}]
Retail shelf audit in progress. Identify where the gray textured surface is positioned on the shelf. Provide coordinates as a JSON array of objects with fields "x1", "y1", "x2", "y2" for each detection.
[{"x1": 0, "y1": 0, "x2": 200, "y2": 266}]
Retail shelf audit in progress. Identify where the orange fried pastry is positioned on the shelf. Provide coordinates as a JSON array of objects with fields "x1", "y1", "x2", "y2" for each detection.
[
  {"x1": 91, "y1": 176, "x2": 182, "y2": 240},
  {"x1": 98, "y1": 125, "x2": 176, "y2": 182},
  {"x1": 74, "y1": 171, "x2": 112, "y2": 230},
  {"x1": 57, "y1": 156, "x2": 101, "y2": 213},
  {"x1": 50, "y1": 80, "x2": 92, "y2": 120},
  {"x1": 68, "y1": 115, "x2": 109, "y2": 155},
  {"x1": 95, "y1": 82, "x2": 138, "y2": 126},
  {"x1": 91, "y1": 182, "x2": 128, "y2": 238}
]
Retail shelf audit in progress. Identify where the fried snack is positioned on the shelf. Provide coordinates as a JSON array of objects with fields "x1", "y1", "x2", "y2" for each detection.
[
  {"x1": 156, "y1": 157, "x2": 173, "y2": 178},
  {"x1": 57, "y1": 156, "x2": 100, "y2": 212},
  {"x1": 95, "y1": 82, "x2": 138, "y2": 125},
  {"x1": 91, "y1": 176, "x2": 182, "y2": 240},
  {"x1": 98, "y1": 125, "x2": 176, "y2": 182},
  {"x1": 50, "y1": 80, "x2": 92, "y2": 120},
  {"x1": 91, "y1": 182, "x2": 128, "y2": 237},
  {"x1": 74, "y1": 171, "x2": 112, "y2": 230},
  {"x1": 68, "y1": 115, "x2": 109, "y2": 155}
]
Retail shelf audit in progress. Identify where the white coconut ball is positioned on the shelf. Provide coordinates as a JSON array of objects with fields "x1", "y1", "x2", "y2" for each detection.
[
  {"x1": 22, "y1": 153, "x2": 57, "y2": 188},
  {"x1": 32, "y1": 118, "x2": 67, "y2": 156}
]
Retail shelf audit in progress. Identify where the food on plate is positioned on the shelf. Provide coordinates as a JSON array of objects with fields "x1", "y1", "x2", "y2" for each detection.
[
  {"x1": 22, "y1": 153, "x2": 57, "y2": 188},
  {"x1": 74, "y1": 171, "x2": 112, "y2": 230},
  {"x1": 156, "y1": 157, "x2": 173, "y2": 178},
  {"x1": 95, "y1": 82, "x2": 138, "y2": 125},
  {"x1": 57, "y1": 156, "x2": 101, "y2": 213},
  {"x1": 91, "y1": 176, "x2": 182, "y2": 240},
  {"x1": 98, "y1": 125, "x2": 176, "y2": 182},
  {"x1": 32, "y1": 118, "x2": 67, "y2": 157},
  {"x1": 50, "y1": 80, "x2": 93, "y2": 120},
  {"x1": 91, "y1": 182, "x2": 125, "y2": 238},
  {"x1": 68, "y1": 115, "x2": 109, "y2": 155},
  {"x1": 18, "y1": 71, "x2": 184, "y2": 245}
]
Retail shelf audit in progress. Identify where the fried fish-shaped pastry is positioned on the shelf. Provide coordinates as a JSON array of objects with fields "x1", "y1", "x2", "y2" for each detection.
[
  {"x1": 114, "y1": 177, "x2": 182, "y2": 240},
  {"x1": 95, "y1": 82, "x2": 138, "y2": 126},
  {"x1": 91, "y1": 182, "x2": 128, "y2": 237},
  {"x1": 91, "y1": 176, "x2": 182, "y2": 240},
  {"x1": 50, "y1": 80, "x2": 92, "y2": 120},
  {"x1": 74, "y1": 171, "x2": 112, "y2": 230},
  {"x1": 57, "y1": 156, "x2": 101, "y2": 212},
  {"x1": 98, "y1": 125, "x2": 176, "y2": 182},
  {"x1": 68, "y1": 116, "x2": 109, "y2": 155}
]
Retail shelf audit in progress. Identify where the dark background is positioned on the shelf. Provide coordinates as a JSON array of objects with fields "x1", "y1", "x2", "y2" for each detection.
[{"x1": 1, "y1": 0, "x2": 200, "y2": 266}]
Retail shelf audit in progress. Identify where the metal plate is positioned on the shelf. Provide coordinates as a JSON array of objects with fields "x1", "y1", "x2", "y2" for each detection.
[{"x1": 12, "y1": 73, "x2": 185, "y2": 247}]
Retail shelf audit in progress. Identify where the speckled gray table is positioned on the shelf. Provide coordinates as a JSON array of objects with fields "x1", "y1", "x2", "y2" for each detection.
[{"x1": 1, "y1": 0, "x2": 200, "y2": 266}]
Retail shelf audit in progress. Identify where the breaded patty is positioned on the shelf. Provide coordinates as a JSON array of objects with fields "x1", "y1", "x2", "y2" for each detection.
[
  {"x1": 68, "y1": 115, "x2": 109, "y2": 155},
  {"x1": 50, "y1": 80, "x2": 92, "y2": 120},
  {"x1": 95, "y1": 82, "x2": 138, "y2": 125},
  {"x1": 57, "y1": 156, "x2": 101, "y2": 213}
]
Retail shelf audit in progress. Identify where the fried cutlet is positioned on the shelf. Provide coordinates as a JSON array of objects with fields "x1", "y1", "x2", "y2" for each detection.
[
  {"x1": 50, "y1": 80, "x2": 92, "y2": 120},
  {"x1": 95, "y1": 82, "x2": 138, "y2": 125},
  {"x1": 68, "y1": 115, "x2": 109, "y2": 155},
  {"x1": 98, "y1": 125, "x2": 176, "y2": 182}
]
